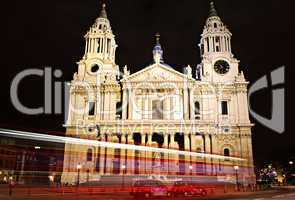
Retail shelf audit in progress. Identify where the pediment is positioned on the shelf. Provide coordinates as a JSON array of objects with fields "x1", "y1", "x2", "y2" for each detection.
[{"x1": 122, "y1": 64, "x2": 194, "y2": 83}]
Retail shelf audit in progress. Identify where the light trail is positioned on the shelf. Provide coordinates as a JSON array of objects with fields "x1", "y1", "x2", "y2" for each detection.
[{"x1": 0, "y1": 128, "x2": 245, "y2": 161}]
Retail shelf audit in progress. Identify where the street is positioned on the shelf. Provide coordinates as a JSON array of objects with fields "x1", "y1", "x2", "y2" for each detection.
[{"x1": 0, "y1": 187, "x2": 294, "y2": 200}]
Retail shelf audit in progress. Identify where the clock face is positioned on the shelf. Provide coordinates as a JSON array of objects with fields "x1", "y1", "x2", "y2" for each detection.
[
  {"x1": 214, "y1": 60, "x2": 230, "y2": 74},
  {"x1": 90, "y1": 64, "x2": 100, "y2": 74}
]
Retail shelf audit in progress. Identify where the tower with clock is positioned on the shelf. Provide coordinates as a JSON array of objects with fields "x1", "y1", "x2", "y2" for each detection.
[
  {"x1": 66, "y1": 3, "x2": 121, "y2": 126},
  {"x1": 199, "y1": 1, "x2": 240, "y2": 83},
  {"x1": 61, "y1": 1, "x2": 255, "y2": 185}
]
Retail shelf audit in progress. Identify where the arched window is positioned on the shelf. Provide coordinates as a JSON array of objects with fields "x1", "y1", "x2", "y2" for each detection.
[
  {"x1": 87, "y1": 149, "x2": 93, "y2": 161},
  {"x1": 116, "y1": 102, "x2": 122, "y2": 119},
  {"x1": 195, "y1": 101, "x2": 200, "y2": 119},
  {"x1": 224, "y1": 148, "x2": 230, "y2": 157}
]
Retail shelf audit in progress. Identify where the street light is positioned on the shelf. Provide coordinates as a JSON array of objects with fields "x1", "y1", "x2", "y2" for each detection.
[
  {"x1": 9, "y1": 176, "x2": 13, "y2": 196},
  {"x1": 289, "y1": 161, "x2": 294, "y2": 165},
  {"x1": 122, "y1": 165, "x2": 126, "y2": 190},
  {"x1": 77, "y1": 164, "x2": 82, "y2": 187},
  {"x1": 234, "y1": 166, "x2": 240, "y2": 192},
  {"x1": 189, "y1": 165, "x2": 193, "y2": 183}
]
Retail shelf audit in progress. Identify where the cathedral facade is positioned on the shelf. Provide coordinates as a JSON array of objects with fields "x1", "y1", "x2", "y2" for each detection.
[{"x1": 61, "y1": 2, "x2": 255, "y2": 185}]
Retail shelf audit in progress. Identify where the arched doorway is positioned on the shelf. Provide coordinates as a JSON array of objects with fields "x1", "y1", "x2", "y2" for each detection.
[{"x1": 175, "y1": 133, "x2": 185, "y2": 175}]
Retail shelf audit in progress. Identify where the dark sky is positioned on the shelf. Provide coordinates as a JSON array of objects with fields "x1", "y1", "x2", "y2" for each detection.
[{"x1": 0, "y1": 0, "x2": 292, "y2": 166}]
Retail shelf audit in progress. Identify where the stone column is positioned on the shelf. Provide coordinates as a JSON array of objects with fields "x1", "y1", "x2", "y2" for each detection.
[
  {"x1": 127, "y1": 134, "x2": 134, "y2": 175},
  {"x1": 103, "y1": 37, "x2": 107, "y2": 58},
  {"x1": 85, "y1": 39, "x2": 88, "y2": 54},
  {"x1": 190, "y1": 134, "x2": 197, "y2": 175},
  {"x1": 105, "y1": 134, "x2": 114, "y2": 175},
  {"x1": 204, "y1": 38, "x2": 208, "y2": 53},
  {"x1": 170, "y1": 133, "x2": 175, "y2": 146},
  {"x1": 229, "y1": 38, "x2": 232, "y2": 52},
  {"x1": 204, "y1": 134, "x2": 212, "y2": 175},
  {"x1": 146, "y1": 133, "x2": 153, "y2": 174},
  {"x1": 144, "y1": 94, "x2": 149, "y2": 120},
  {"x1": 140, "y1": 134, "x2": 146, "y2": 174},
  {"x1": 183, "y1": 88, "x2": 189, "y2": 120},
  {"x1": 120, "y1": 134, "x2": 127, "y2": 175},
  {"x1": 95, "y1": 89, "x2": 101, "y2": 121},
  {"x1": 210, "y1": 36, "x2": 214, "y2": 52},
  {"x1": 170, "y1": 93, "x2": 175, "y2": 120},
  {"x1": 163, "y1": 90, "x2": 171, "y2": 120},
  {"x1": 163, "y1": 133, "x2": 169, "y2": 174},
  {"x1": 184, "y1": 134, "x2": 190, "y2": 151},
  {"x1": 104, "y1": 91, "x2": 110, "y2": 120},
  {"x1": 110, "y1": 92, "x2": 117, "y2": 120},
  {"x1": 168, "y1": 133, "x2": 176, "y2": 175},
  {"x1": 99, "y1": 134, "x2": 106, "y2": 175},
  {"x1": 122, "y1": 89, "x2": 128, "y2": 120},
  {"x1": 184, "y1": 133, "x2": 190, "y2": 175},
  {"x1": 128, "y1": 89, "x2": 133, "y2": 120},
  {"x1": 163, "y1": 134, "x2": 169, "y2": 148},
  {"x1": 189, "y1": 88, "x2": 194, "y2": 120},
  {"x1": 211, "y1": 135, "x2": 218, "y2": 175}
]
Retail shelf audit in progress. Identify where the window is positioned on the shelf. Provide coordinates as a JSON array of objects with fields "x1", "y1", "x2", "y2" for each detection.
[
  {"x1": 88, "y1": 102, "x2": 95, "y2": 116},
  {"x1": 206, "y1": 38, "x2": 210, "y2": 52},
  {"x1": 224, "y1": 148, "x2": 230, "y2": 157},
  {"x1": 221, "y1": 101, "x2": 228, "y2": 115},
  {"x1": 116, "y1": 102, "x2": 122, "y2": 119},
  {"x1": 224, "y1": 148, "x2": 230, "y2": 161},
  {"x1": 97, "y1": 38, "x2": 101, "y2": 53},
  {"x1": 216, "y1": 37, "x2": 220, "y2": 52},
  {"x1": 194, "y1": 101, "x2": 200, "y2": 119},
  {"x1": 87, "y1": 149, "x2": 93, "y2": 161},
  {"x1": 107, "y1": 39, "x2": 111, "y2": 53},
  {"x1": 200, "y1": 44, "x2": 204, "y2": 55},
  {"x1": 152, "y1": 100, "x2": 163, "y2": 120}
]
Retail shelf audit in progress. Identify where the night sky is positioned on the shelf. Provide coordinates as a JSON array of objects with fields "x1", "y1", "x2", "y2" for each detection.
[{"x1": 0, "y1": 0, "x2": 292, "y2": 166}]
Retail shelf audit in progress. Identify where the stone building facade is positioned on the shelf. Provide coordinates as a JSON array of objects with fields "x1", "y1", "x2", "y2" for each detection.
[{"x1": 61, "y1": 2, "x2": 255, "y2": 184}]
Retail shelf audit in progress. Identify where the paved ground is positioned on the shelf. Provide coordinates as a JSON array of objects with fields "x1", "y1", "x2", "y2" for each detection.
[{"x1": 0, "y1": 187, "x2": 294, "y2": 200}]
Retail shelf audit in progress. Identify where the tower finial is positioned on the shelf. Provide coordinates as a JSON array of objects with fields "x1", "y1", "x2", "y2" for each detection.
[
  {"x1": 153, "y1": 33, "x2": 164, "y2": 64},
  {"x1": 209, "y1": 0, "x2": 218, "y2": 17},
  {"x1": 155, "y1": 32, "x2": 161, "y2": 44},
  {"x1": 99, "y1": 1, "x2": 108, "y2": 19}
]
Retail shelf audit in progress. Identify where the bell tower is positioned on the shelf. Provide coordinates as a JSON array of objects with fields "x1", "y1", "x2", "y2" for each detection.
[
  {"x1": 199, "y1": 1, "x2": 240, "y2": 83},
  {"x1": 75, "y1": 3, "x2": 120, "y2": 85},
  {"x1": 66, "y1": 3, "x2": 121, "y2": 128},
  {"x1": 83, "y1": 3, "x2": 117, "y2": 63}
]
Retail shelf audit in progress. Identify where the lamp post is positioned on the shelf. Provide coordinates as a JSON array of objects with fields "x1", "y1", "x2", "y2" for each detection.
[
  {"x1": 189, "y1": 165, "x2": 193, "y2": 183},
  {"x1": 234, "y1": 166, "x2": 240, "y2": 191},
  {"x1": 77, "y1": 164, "x2": 82, "y2": 187},
  {"x1": 9, "y1": 176, "x2": 13, "y2": 196},
  {"x1": 122, "y1": 165, "x2": 126, "y2": 190}
]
